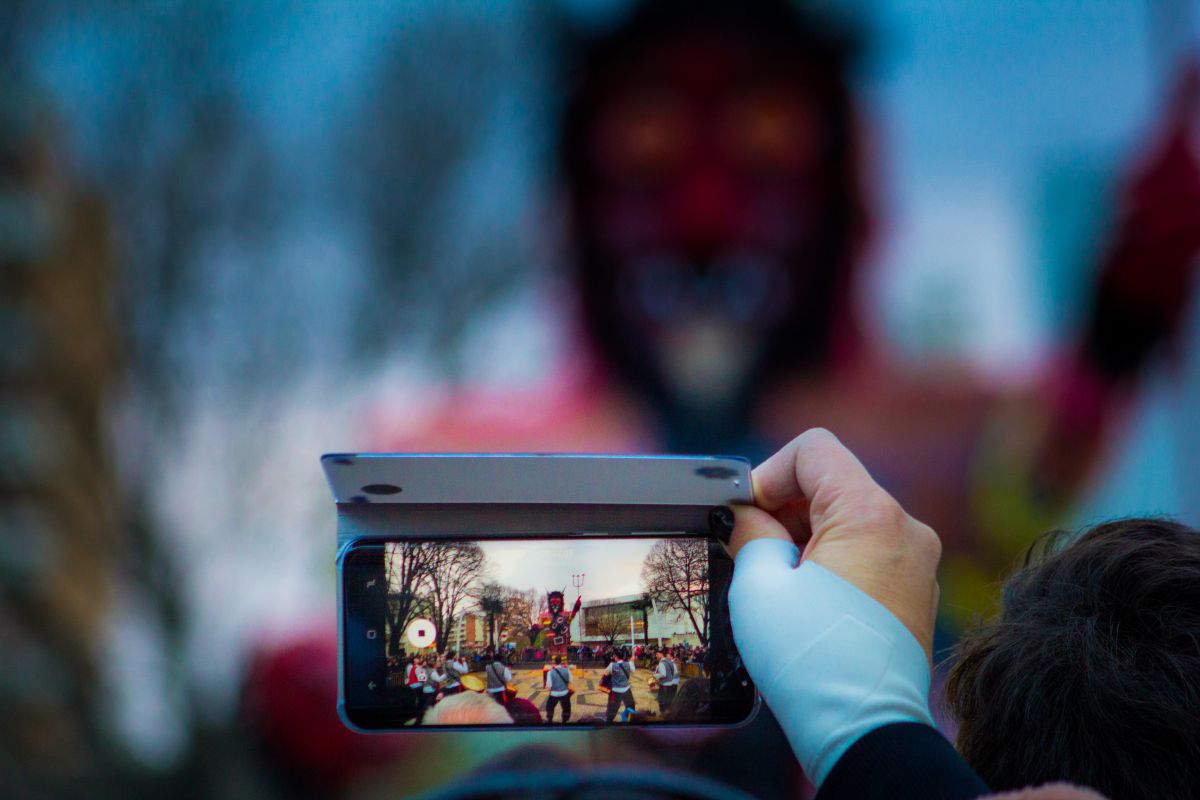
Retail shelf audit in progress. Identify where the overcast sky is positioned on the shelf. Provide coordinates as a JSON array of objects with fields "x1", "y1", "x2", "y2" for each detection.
[{"x1": 480, "y1": 538, "x2": 671, "y2": 602}]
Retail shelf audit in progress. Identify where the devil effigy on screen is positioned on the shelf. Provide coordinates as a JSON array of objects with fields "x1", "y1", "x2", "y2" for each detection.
[{"x1": 532, "y1": 590, "x2": 582, "y2": 659}]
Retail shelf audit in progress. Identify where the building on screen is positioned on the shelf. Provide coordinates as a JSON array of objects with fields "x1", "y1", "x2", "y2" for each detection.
[{"x1": 574, "y1": 595, "x2": 705, "y2": 649}]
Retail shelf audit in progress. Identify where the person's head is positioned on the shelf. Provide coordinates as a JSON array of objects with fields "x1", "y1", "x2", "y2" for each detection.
[
  {"x1": 946, "y1": 518, "x2": 1200, "y2": 800},
  {"x1": 554, "y1": 655, "x2": 562, "y2": 664},
  {"x1": 560, "y1": 0, "x2": 867, "y2": 439},
  {"x1": 422, "y1": 692, "x2": 514, "y2": 726}
]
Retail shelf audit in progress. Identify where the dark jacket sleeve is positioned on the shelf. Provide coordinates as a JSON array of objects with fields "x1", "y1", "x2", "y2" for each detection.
[{"x1": 816, "y1": 722, "x2": 991, "y2": 800}]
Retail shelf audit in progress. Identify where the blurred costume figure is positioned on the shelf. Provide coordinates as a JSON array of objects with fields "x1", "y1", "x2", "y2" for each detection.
[
  {"x1": 380, "y1": 0, "x2": 1200, "y2": 617},
  {"x1": 559, "y1": 0, "x2": 868, "y2": 455},
  {"x1": 359, "y1": 0, "x2": 1199, "y2": 795}
]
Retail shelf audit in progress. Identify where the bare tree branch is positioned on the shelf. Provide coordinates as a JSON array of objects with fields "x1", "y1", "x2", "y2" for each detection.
[
  {"x1": 519, "y1": 587, "x2": 547, "y2": 631},
  {"x1": 585, "y1": 607, "x2": 630, "y2": 652},
  {"x1": 384, "y1": 542, "x2": 440, "y2": 657},
  {"x1": 641, "y1": 539, "x2": 710, "y2": 645},
  {"x1": 425, "y1": 542, "x2": 486, "y2": 652}
]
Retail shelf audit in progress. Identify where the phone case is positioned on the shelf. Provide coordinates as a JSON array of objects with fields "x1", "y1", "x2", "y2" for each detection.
[{"x1": 325, "y1": 453, "x2": 757, "y2": 732}]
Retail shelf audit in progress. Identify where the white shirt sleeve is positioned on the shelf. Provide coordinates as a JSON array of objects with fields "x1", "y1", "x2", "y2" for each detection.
[{"x1": 729, "y1": 538, "x2": 934, "y2": 789}]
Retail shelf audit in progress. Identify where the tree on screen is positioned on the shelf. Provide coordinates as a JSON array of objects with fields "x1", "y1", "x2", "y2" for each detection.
[
  {"x1": 425, "y1": 543, "x2": 486, "y2": 652},
  {"x1": 476, "y1": 582, "x2": 507, "y2": 651},
  {"x1": 586, "y1": 607, "x2": 628, "y2": 653},
  {"x1": 630, "y1": 593, "x2": 654, "y2": 646},
  {"x1": 497, "y1": 590, "x2": 541, "y2": 649},
  {"x1": 642, "y1": 539, "x2": 709, "y2": 645},
  {"x1": 504, "y1": 586, "x2": 548, "y2": 649},
  {"x1": 519, "y1": 587, "x2": 547, "y2": 630},
  {"x1": 385, "y1": 542, "x2": 438, "y2": 658}
]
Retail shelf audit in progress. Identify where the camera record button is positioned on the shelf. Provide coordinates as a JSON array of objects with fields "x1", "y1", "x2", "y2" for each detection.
[{"x1": 406, "y1": 618, "x2": 437, "y2": 649}]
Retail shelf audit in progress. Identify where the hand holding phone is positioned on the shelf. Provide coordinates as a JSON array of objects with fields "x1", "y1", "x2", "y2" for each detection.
[
  {"x1": 325, "y1": 454, "x2": 757, "y2": 731},
  {"x1": 726, "y1": 429, "x2": 940, "y2": 787}
]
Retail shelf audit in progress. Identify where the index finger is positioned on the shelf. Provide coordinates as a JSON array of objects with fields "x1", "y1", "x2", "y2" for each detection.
[{"x1": 752, "y1": 428, "x2": 881, "y2": 514}]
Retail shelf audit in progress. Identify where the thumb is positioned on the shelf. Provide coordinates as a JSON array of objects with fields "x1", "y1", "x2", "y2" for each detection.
[{"x1": 726, "y1": 504, "x2": 796, "y2": 561}]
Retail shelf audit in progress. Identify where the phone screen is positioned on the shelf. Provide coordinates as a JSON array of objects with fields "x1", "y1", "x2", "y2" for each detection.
[{"x1": 341, "y1": 535, "x2": 755, "y2": 729}]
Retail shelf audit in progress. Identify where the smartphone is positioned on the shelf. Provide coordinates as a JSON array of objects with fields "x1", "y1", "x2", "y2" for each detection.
[{"x1": 325, "y1": 454, "x2": 758, "y2": 731}]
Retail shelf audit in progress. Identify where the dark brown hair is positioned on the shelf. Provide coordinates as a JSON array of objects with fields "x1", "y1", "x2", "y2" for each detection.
[{"x1": 946, "y1": 518, "x2": 1200, "y2": 799}]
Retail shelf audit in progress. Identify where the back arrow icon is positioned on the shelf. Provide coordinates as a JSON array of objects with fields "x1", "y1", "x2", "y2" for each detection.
[{"x1": 368, "y1": 681, "x2": 377, "y2": 690}]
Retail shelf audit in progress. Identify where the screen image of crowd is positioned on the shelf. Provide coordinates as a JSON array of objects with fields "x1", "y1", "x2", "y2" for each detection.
[
  {"x1": 388, "y1": 644, "x2": 711, "y2": 726},
  {"x1": 379, "y1": 537, "x2": 718, "y2": 726}
]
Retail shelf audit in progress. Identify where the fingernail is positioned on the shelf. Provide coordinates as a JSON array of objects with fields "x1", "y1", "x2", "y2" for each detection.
[{"x1": 709, "y1": 505, "x2": 735, "y2": 543}]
